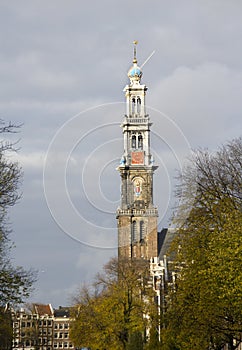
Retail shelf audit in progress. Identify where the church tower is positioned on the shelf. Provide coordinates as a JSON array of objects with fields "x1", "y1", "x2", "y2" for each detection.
[{"x1": 117, "y1": 43, "x2": 158, "y2": 260}]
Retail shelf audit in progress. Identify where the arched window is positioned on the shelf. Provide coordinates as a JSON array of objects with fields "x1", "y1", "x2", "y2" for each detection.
[
  {"x1": 132, "y1": 134, "x2": 136, "y2": 149},
  {"x1": 140, "y1": 221, "x2": 145, "y2": 241},
  {"x1": 138, "y1": 133, "x2": 143, "y2": 149},
  {"x1": 132, "y1": 221, "x2": 137, "y2": 242},
  {"x1": 132, "y1": 97, "x2": 136, "y2": 115},
  {"x1": 137, "y1": 97, "x2": 141, "y2": 114}
]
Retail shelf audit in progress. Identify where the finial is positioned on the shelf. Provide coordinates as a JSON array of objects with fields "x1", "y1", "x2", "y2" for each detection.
[
  {"x1": 128, "y1": 41, "x2": 142, "y2": 83},
  {"x1": 133, "y1": 40, "x2": 138, "y2": 63}
]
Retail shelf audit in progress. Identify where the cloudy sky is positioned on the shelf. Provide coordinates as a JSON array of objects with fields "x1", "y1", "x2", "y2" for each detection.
[{"x1": 1, "y1": 1, "x2": 241, "y2": 307}]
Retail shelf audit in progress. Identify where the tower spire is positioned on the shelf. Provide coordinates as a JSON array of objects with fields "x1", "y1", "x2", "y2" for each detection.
[
  {"x1": 128, "y1": 41, "x2": 142, "y2": 85},
  {"x1": 117, "y1": 44, "x2": 159, "y2": 260},
  {"x1": 133, "y1": 40, "x2": 138, "y2": 63}
]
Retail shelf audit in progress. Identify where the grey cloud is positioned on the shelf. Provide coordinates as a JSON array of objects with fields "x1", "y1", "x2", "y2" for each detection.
[{"x1": 2, "y1": 1, "x2": 242, "y2": 307}]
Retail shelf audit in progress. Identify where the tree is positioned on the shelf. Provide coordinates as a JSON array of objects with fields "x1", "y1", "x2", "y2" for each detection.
[
  {"x1": 25, "y1": 320, "x2": 40, "y2": 350},
  {"x1": 0, "y1": 119, "x2": 36, "y2": 307},
  {"x1": 175, "y1": 137, "x2": 241, "y2": 224},
  {"x1": 164, "y1": 138, "x2": 242, "y2": 350},
  {"x1": 70, "y1": 257, "x2": 157, "y2": 350},
  {"x1": 0, "y1": 306, "x2": 13, "y2": 350}
]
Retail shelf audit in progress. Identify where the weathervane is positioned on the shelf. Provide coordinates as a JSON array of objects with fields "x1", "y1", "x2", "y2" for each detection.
[
  {"x1": 132, "y1": 40, "x2": 155, "y2": 69},
  {"x1": 133, "y1": 40, "x2": 138, "y2": 63}
]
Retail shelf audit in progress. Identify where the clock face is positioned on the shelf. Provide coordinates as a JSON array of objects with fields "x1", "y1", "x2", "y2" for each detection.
[{"x1": 131, "y1": 151, "x2": 144, "y2": 165}]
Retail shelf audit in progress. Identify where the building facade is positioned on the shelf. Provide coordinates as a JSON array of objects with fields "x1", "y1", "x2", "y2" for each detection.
[
  {"x1": 53, "y1": 307, "x2": 73, "y2": 350},
  {"x1": 11, "y1": 304, "x2": 73, "y2": 350},
  {"x1": 116, "y1": 43, "x2": 159, "y2": 260}
]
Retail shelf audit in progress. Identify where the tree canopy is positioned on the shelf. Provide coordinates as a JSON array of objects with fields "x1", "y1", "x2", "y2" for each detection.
[
  {"x1": 163, "y1": 138, "x2": 242, "y2": 350},
  {"x1": 70, "y1": 257, "x2": 158, "y2": 350},
  {"x1": 0, "y1": 120, "x2": 36, "y2": 307}
]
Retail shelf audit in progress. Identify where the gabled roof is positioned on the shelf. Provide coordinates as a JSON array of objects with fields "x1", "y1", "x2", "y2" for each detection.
[
  {"x1": 158, "y1": 228, "x2": 177, "y2": 259},
  {"x1": 33, "y1": 304, "x2": 53, "y2": 316}
]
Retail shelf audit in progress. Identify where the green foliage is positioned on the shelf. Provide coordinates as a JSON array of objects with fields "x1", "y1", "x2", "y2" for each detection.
[
  {"x1": 70, "y1": 257, "x2": 157, "y2": 350},
  {"x1": 145, "y1": 325, "x2": 162, "y2": 350},
  {"x1": 166, "y1": 138, "x2": 242, "y2": 350},
  {"x1": 127, "y1": 331, "x2": 143, "y2": 350},
  {"x1": 0, "y1": 263, "x2": 36, "y2": 306}
]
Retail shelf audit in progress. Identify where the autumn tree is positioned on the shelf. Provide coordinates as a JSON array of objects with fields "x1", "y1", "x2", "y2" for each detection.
[
  {"x1": 0, "y1": 306, "x2": 13, "y2": 350},
  {"x1": 0, "y1": 119, "x2": 36, "y2": 306},
  {"x1": 164, "y1": 138, "x2": 242, "y2": 350},
  {"x1": 70, "y1": 257, "x2": 157, "y2": 350}
]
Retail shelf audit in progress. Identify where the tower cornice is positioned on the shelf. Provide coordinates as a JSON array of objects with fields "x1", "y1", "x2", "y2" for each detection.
[{"x1": 117, "y1": 165, "x2": 158, "y2": 172}]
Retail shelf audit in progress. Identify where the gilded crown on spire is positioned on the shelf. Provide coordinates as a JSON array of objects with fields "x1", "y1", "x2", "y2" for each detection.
[{"x1": 128, "y1": 40, "x2": 142, "y2": 84}]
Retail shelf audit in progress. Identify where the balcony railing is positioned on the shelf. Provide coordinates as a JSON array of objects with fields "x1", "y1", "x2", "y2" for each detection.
[
  {"x1": 124, "y1": 115, "x2": 149, "y2": 124},
  {"x1": 116, "y1": 208, "x2": 158, "y2": 216}
]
